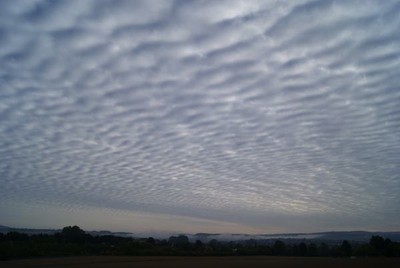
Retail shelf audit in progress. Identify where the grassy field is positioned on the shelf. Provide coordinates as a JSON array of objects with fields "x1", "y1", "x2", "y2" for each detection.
[{"x1": 1, "y1": 256, "x2": 400, "y2": 268}]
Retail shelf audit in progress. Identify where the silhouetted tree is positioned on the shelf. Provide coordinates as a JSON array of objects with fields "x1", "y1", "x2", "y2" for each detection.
[
  {"x1": 195, "y1": 240, "x2": 204, "y2": 248},
  {"x1": 146, "y1": 237, "x2": 155, "y2": 245},
  {"x1": 168, "y1": 235, "x2": 190, "y2": 249},
  {"x1": 318, "y1": 242, "x2": 330, "y2": 256},
  {"x1": 1, "y1": 230, "x2": 399, "y2": 259},
  {"x1": 299, "y1": 242, "x2": 308, "y2": 256},
  {"x1": 5, "y1": 232, "x2": 29, "y2": 241},
  {"x1": 383, "y1": 238, "x2": 395, "y2": 257},
  {"x1": 340, "y1": 240, "x2": 352, "y2": 257},
  {"x1": 61, "y1": 225, "x2": 89, "y2": 244},
  {"x1": 273, "y1": 240, "x2": 286, "y2": 255},
  {"x1": 308, "y1": 243, "x2": 317, "y2": 256},
  {"x1": 208, "y1": 239, "x2": 219, "y2": 251},
  {"x1": 370, "y1": 235, "x2": 385, "y2": 255}
]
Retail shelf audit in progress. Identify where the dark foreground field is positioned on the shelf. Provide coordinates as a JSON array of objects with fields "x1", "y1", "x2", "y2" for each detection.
[{"x1": 1, "y1": 256, "x2": 399, "y2": 268}]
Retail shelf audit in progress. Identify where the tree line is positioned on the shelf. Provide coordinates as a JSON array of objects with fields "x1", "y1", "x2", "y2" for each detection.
[{"x1": 1, "y1": 226, "x2": 400, "y2": 260}]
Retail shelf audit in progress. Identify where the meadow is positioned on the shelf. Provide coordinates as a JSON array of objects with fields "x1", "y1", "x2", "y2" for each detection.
[{"x1": 2, "y1": 256, "x2": 400, "y2": 268}]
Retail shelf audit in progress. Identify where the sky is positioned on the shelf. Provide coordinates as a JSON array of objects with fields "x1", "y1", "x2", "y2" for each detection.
[{"x1": 0, "y1": 0, "x2": 399, "y2": 235}]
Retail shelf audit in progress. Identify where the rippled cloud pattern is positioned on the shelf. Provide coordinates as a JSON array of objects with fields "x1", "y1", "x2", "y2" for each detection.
[{"x1": 0, "y1": 0, "x2": 399, "y2": 232}]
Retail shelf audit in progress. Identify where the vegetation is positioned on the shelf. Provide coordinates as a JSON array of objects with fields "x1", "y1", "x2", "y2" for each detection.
[{"x1": 1, "y1": 226, "x2": 400, "y2": 260}]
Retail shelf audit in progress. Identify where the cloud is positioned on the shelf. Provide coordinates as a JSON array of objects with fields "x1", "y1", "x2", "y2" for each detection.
[{"x1": 0, "y1": 0, "x2": 399, "y2": 232}]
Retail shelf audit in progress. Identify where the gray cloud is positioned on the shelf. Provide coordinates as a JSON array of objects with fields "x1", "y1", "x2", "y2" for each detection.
[{"x1": 0, "y1": 0, "x2": 399, "y2": 233}]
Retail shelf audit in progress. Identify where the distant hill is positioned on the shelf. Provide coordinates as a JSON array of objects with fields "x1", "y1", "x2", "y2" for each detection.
[
  {"x1": 0, "y1": 225, "x2": 11, "y2": 232},
  {"x1": 314, "y1": 231, "x2": 400, "y2": 242},
  {"x1": 0, "y1": 225, "x2": 130, "y2": 237},
  {"x1": 0, "y1": 225, "x2": 58, "y2": 235},
  {"x1": 1, "y1": 225, "x2": 399, "y2": 243},
  {"x1": 188, "y1": 231, "x2": 400, "y2": 243}
]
